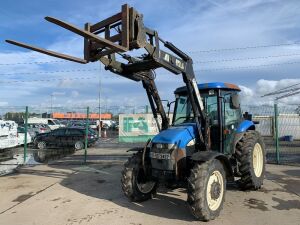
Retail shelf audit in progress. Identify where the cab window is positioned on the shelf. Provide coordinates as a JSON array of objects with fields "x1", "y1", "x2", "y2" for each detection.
[
  {"x1": 223, "y1": 94, "x2": 241, "y2": 125},
  {"x1": 205, "y1": 92, "x2": 218, "y2": 125},
  {"x1": 173, "y1": 96, "x2": 193, "y2": 125}
]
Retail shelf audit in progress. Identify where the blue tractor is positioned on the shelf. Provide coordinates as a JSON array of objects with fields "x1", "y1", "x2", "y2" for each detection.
[
  {"x1": 6, "y1": 4, "x2": 266, "y2": 221},
  {"x1": 121, "y1": 82, "x2": 265, "y2": 221}
]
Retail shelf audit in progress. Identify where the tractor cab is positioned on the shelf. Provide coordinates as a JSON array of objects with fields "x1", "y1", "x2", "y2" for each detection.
[{"x1": 172, "y1": 82, "x2": 243, "y2": 154}]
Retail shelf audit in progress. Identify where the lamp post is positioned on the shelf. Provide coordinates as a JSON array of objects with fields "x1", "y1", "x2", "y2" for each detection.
[
  {"x1": 50, "y1": 94, "x2": 53, "y2": 117},
  {"x1": 98, "y1": 64, "x2": 102, "y2": 138}
]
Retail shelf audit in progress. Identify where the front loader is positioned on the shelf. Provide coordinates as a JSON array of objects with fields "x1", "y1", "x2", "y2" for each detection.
[{"x1": 6, "y1": 4, "x2": 266, "y2": 221}]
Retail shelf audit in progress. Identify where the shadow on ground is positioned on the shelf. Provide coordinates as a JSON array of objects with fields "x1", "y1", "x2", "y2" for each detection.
[
  {"x1": 57, "y1": 162, "x2": 197, "y2": 222},
  {"x1": 9, "y1": 158, "x2": 300, "y2": 222},
  {"x1": 266, "y1": 169, "x2": 300, "y2": 197}
]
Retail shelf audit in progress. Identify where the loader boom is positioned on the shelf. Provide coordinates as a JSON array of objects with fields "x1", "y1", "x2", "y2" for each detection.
[{"x1": 6, "y1": 4, "x2": 208, "y2": 149}]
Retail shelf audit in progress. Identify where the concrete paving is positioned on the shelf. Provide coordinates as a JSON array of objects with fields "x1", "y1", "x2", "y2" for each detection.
[{"x1": 0, "y1": 148, "x2": 299, "y2": 225}]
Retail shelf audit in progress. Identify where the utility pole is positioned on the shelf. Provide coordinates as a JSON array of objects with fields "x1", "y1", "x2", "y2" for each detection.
[
  {"x1": 98, "y1": 64, "x2": 102, "y2": 138},
  {"x1": 50, "y1": 94, "x2": 53, "y2": 118}
]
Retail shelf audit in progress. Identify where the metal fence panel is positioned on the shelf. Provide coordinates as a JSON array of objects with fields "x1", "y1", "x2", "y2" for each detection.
[{"x1": 0, "y1": 104, "x2": 299, "y2": 172}]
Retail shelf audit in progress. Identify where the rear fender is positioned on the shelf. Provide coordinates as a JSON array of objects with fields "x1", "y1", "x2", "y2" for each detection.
[{"x1": 191, "y1": 151, "x2": 233, "y2": 179}]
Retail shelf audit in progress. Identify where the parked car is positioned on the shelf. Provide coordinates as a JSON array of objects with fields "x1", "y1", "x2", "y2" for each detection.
[
  {"x1": 68, "y1": 122, "x2": 98, "y2": 134},
  {"x1": 0, "y1": 120, "x2": 18, "y2": 149},
  {"x1": 17, "y1": 126, "x2": 32, "y2": 145},
  {"x1": 67, "y1": 120, "x2": 98, "y2": 130},
  {"x1": 66, "y1": 120, "x2": 83, "y2": 128},
  {"x1": 34, "y1": 127, "x2": 98, "y2": 150},
  {"x1": 59, "y1": 120, "x2": 70, "y2": 126},
  {"x1": 27, "y1": 117, "x2": 64, "y2": 130},
  {"x1": 111, "y1": 122, "x2": 119, "y2": 131},
  {"x1": 89, "y1": 120, "x2": 98, "y2": 130},
  {"x1": 19, "y1": 123, "x2": 51, "y2": 138}
]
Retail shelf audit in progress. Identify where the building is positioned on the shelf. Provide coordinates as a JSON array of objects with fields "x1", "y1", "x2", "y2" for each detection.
[{"x1": 52, "y1": 112, "x2": 112, "y2": 120}]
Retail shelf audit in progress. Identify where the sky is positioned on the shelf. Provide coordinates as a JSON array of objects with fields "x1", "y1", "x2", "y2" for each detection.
[{"x1": 1, "y1": 0, "x2": 300, "y2": 112}]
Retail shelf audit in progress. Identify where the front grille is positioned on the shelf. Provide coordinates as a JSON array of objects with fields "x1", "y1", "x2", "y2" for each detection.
[{"x1": 151, "y1": 168, "x2": 175, "y2": 180}]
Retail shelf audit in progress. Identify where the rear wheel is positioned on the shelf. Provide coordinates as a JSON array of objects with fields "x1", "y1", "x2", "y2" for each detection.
[
  {"x1": 37, "y1": 141, "x2": 46, "y2": 150},
  {"x1": 121, "y1": 153, "x2": 157, "y2": 202},
  {"x1": 74, "y1": 141, "x2": 84, "y2": 150},
  {"x1": 236, "y1": 131, "x2": 266, "y2": 190},
  {"x1": 187, "y1": 159, "x2": 226, "y2": 221}
]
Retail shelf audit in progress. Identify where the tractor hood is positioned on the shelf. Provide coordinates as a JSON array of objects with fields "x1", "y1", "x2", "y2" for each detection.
[{"x1": 152, "y1": 123, "x2": 197, "y2": 148}]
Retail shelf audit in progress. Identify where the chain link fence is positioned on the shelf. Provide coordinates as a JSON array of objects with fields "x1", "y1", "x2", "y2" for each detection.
[
  {"x1": 0, "y1": 104, "x2": 299, "y2": 175},
  {"x1": 244, "y1": 104, "x2": 300, "y2": 165}
]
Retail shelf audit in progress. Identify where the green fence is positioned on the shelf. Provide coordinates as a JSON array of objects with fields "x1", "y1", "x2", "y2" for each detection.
[
  {"x1": 0, "y1": 106, "x2": 96, "y2": 168},
  {"x1": 0, "y1": 104, "x2": 299, "y2": 168},
  {"x1": 244, "y1": 104, "x2": 300, "y2": 165}
]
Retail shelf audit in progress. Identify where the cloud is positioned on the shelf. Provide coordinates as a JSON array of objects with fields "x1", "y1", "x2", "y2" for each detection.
[
  {"x1": 0, "y1": 102, "x2": 8, "y2": 106},
  {"x1": 71, "y1": 90, "x2": 79, "y2": 98},
  {"x1": 1, "y1": 0, "x2": 300, "y2": 109},
  {"x1": 239, "y1": 85, "x2": 254, "y2": 103},
  {"x1": 239, "y1": 78, "x2": 300, "y2": 105},
  {"x1": 52, "y1": 91, "x2": 65, "y2": 96}
]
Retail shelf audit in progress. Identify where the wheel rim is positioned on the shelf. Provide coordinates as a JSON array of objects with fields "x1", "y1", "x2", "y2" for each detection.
[
  {"x1": 75, "y1": 142, "x2": 82, "y2": 150},
  {"x1": 136, "y1": 169, "x2": 156, "y2": 194},
  {"x1": 38, "y1": 142, "x2": 45, "y2": 149},
  {"x1": 206, "y1": 170, "x2": 224, "y2": 211},
  {"x1": 253, "y1": 143, "x2": 263, "y2": 177}
]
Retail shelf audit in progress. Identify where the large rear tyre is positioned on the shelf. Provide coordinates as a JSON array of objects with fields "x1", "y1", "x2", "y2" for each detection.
[
  {"x1": 121, "y1": 153, "x2": 157, "y2": 202},
  {"x1": 236, "y1": 131, "x2": 266, "y2": 190},
  {"x1": 187, "y1": 159, "x2": 226, "y2": 221}
]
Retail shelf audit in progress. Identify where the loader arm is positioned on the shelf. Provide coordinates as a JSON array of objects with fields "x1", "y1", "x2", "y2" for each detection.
[{"x1": 6, "y1": 4, "x2": 208, "y2": 149}]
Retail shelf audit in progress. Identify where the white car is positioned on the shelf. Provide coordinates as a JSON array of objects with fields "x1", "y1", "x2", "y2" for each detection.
[
  {"x1": 17, "y1": 126, "x2": 32, "y2": 146},
  {"x1": 27, "y1": 118, "x2": 64, "y2": 130},
  {"x1": 0, "y1": 120, "x2": 18, "y2": 149}
]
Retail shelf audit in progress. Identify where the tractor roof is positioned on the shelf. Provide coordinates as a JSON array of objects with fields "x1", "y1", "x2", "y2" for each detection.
[{"x1": 174, "y1": 82, "x2": 241, "y2": 94}]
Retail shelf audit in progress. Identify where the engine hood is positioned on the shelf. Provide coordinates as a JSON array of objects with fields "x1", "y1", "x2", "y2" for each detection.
[{"x1": 152, "y1": 123, "x2": 197, "y2": 148}]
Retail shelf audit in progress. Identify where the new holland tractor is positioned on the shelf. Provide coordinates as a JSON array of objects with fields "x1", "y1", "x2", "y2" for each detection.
[{"x1": 6, "y1": 4, "x2": 266, "y2": 221}]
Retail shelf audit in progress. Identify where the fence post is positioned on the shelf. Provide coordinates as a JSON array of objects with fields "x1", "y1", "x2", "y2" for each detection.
[
  {"x1": 84, "y1": 106, "x2": 90, "y2": 163},
  {"x1": 24, "y1": 106, "x2": 29, "y2": 164},
  {"x1": 274, "y1": 103, "x2": 280, "y2": 164},
  {"x1": 145, "y1": 105, "x2": 149, "y2": 113}
]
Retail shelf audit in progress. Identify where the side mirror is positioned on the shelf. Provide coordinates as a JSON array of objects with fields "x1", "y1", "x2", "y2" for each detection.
[
  {"x1": 167, "y1": 100, "x2": 175, "y2": 118},
  {"x1": 230, "y1": 94, "x2": 240, "y2": 109},
  {"x1": 243, "y1": 112, "x2": 253, "y2": 121}
]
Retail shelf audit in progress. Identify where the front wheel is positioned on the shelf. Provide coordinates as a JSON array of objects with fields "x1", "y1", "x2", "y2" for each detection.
[
  {"x1": 121, "y1": 153, "x2": 157, "y2": 202},
  {"x1": 187, "y1": 159, "x2": 226, "y2": 221}
]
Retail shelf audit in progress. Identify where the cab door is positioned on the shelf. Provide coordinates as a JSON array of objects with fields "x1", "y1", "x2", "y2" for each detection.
[{"x1": 222, "y1": 93, "x2": 242, "y2": 154}]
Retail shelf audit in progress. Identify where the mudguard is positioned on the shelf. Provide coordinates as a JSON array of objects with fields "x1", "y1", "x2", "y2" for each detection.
[
  {"x1": 191, "y1": 151, "x2": 233, "y2": 177},
  {"x1": 236, "y1": 120, "x2": 255, "y2": 133}
]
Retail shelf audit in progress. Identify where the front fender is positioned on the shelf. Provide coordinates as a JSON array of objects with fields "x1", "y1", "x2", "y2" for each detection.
[
  {"x1": 192, "y1": 151, "x2": 223, "y2": 162},
  {"x1": 191, "y1": 151, "x2": 233, "y2": 178},
  {"x1": 236, "y1": 120, "x2": 255, "y2": 133}
]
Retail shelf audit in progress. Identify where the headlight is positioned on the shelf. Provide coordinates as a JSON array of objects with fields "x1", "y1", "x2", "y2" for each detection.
[{"x1": 152, "y1": 143, "x2": 177, "y2": 150}]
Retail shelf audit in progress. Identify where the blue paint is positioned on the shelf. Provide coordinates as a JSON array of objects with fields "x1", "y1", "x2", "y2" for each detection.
[
  {"x1": 152, "y1": 123, "x2": 197, "y2": 148},
  {"x1": 175, "y1": 82, "x2": 241, "y2": 94},
  {"x1": 236, "y1": 120, "x2": 255, "y2": 133}
]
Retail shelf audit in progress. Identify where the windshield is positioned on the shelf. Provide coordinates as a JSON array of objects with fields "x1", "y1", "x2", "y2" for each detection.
[
  {"x1": 52, "y1": 119, "x2": 61, "y2": 125},
  {"x1": 173, "y1": 96, "x2": 193, "y2": 125},
  {"x1": 173, "y1": 91, "x2": 218, "y2": 125}
]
